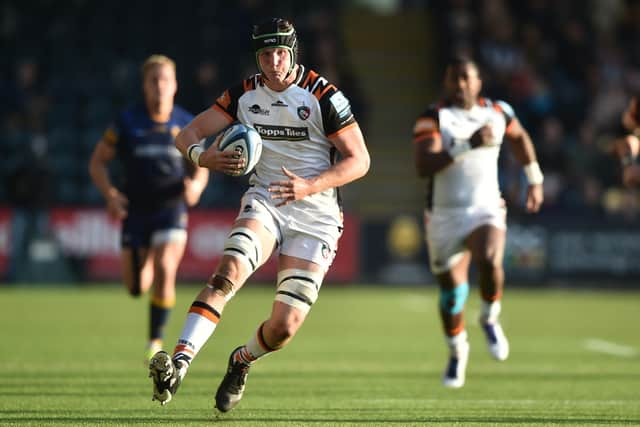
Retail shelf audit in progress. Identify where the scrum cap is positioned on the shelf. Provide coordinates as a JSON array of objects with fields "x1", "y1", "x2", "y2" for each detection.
[{"x1": 251, "y1": 18, "x2": 297, "y2": 77}]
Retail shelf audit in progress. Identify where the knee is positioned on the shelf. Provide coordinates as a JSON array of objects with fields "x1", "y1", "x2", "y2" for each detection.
[{"x1": 216, "y1": 258, "x2": 246, "y2": 285}]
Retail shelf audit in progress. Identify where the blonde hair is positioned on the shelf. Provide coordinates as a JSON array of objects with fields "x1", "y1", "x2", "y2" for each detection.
[{"x1": 141, "y1": 54, "x2": 176, "y2": 79}]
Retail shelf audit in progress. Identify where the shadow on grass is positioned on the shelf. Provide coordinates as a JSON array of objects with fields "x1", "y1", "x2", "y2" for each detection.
[{"x1": 3, "y1": 410, "x2": 638, "y2": 426}]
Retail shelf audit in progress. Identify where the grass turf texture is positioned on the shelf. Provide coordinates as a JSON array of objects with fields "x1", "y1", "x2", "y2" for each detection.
[{"x1": 0, "y1": 284, "x2": 638, "y2": 426}]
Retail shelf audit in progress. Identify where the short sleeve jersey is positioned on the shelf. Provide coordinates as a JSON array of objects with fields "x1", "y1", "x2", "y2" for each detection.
[
  {"x1": 213, "y1": 65, "x2": 358, "y2": 220},
  {"x1": 413, "y1": 98, "x2": 517, "y2": 210},
  {"x1": 102, "y1": 104, "x2": 194, "y2": 210}
]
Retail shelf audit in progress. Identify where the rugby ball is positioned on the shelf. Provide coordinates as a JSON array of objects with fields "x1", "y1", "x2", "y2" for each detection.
[{"x1": 218, "y1": 123, "x2": 263, "y2": 176}]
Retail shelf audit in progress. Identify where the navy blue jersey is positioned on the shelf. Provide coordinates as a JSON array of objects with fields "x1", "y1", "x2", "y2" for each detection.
[{"x1": 102, "y1": 104, "x2": 194, "y2": 210}]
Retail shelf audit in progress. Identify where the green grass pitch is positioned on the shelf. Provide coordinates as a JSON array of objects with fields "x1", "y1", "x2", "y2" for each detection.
[{"x1": 1, "y1": 284, "x2": 639, "y2": 426}]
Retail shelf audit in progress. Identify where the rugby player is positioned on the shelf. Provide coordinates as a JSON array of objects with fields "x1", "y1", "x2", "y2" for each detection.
[
  {"x1": 412, "y1": 56, "x2": 543, "y2": 388},
  {"x1": 613, "y1": 95, "x2": 640, "y2": 186},
  {"x1": 148, "y1": 18, "x2": 370, "y2": 412},
  {"x1": 89, "y1": 55, "x2": 209, "y2": 362}
]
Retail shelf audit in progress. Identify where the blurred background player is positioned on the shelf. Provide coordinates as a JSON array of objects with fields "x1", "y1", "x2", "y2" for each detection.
[
  {"x1": 412, "y1": 56, "x2": 543, "y2": 388},
  {"x1": 88, "y1": 55, "x2": 209, "y2": 362},
  {"x1": 613, "y1": 94, "x2": 640, "y2": 187},
  {"x1": 148, "y1": 18, "x2": 370, "y2": 412}
]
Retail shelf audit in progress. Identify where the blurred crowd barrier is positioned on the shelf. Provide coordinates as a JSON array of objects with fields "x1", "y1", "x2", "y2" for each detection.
[
  {"x1": 361, "y1": 214, "x2": 640, "y2": 287},
  {"x1": 2, "y1": 207, "x2": 639, "y2": 286},
  {"x1": 0, "y1": 208, "x2": 359, "y2": 284}
]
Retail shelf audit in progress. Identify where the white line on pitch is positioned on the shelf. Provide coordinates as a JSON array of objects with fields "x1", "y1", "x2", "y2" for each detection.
[{"x1": 584, "y1": 338, "x2": 637, "y2": 357}]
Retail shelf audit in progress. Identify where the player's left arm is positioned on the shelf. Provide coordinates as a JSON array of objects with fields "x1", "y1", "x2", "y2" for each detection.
[
  {"x1": 269, "y1": 123, "x2": 370, "y2": 206},
  {"x1": 504, "y1": 117, "x2": 544, "y2": 213}
]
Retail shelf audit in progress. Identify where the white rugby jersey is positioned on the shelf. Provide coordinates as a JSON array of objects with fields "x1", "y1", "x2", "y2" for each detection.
[
  {"x1": 213, "y1": 65, "x2": 358, "y2": 224},
  {"x1": 413, "y1": 98, "x2": 517, "y2": 210}
]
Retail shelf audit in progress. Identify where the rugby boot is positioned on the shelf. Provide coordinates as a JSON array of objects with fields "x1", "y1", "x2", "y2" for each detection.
[
  {"x1": 215, "y1": 346, "x2": 251, "y2": 412},
  {"x1": 149, "y1": 351, "x2": 188, "y2": 405},
  {"x1": 481, "y1": 321, "x2": 510, "y2": 361}
]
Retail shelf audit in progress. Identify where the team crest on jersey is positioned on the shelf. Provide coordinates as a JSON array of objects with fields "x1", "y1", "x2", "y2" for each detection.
[
  {"x1": 170, "y1": 125, "x2": 181, "y2": 138},
  {"x1": 248, "y1": 104, "x2": 270, "y2": 116},
  {"x1": 297, "y1": 105, "x2": 311, "y2": 120}
]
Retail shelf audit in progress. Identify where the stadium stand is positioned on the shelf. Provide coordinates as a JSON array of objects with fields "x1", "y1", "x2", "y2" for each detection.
[{"x1": 1, "y1": 1, "x2": 639, "y2": 218}]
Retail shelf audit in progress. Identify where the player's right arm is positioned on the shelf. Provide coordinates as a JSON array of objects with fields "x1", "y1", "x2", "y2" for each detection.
[
  {"x1": 175, "y1": 101, "x2": 246, "y2": 175},
  {"x1": 413, "y1": 108, "x2": 494, "y2": 177},
  {"x1": 88, "y1": 138, "x2": 128, "y2": 220},
  {"x1": 413, "y1": 109, "x2": 450, "y2": 177}
]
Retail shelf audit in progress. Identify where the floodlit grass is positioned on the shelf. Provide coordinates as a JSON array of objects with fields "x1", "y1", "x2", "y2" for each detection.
[{"x1": 1, "y1": 284, "x2": 639, "y2": 426}]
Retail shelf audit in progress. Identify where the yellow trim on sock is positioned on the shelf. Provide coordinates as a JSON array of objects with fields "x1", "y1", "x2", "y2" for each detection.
[{"x1": 151, "y1": 295, "x2": 176, "y2": 308}]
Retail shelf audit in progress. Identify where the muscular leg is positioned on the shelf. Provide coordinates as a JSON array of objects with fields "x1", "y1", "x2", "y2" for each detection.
[
  {"x1": 466, "y1": 224, "x2": 505, "y2": 304},
  {"x1": 121, "y1": 247, "x2": 154, "y2": 297},
  {"x1": 147, "y1": 239, "x2": 186, "y2": 345},
  {"x1": 214, "y1": 255, "x2": 323, "y2": 412},
  {"x1": 194, "y1": 218, "x2": 276, "y2": 311},
  {"x1": 436, "y1": 252, "x2": 471, "y2": 337},
  {"x1": 260, "y1": 254, "x2": 322, "y2": 349},
  {"x1": 172, "y1": 218, "x2": 277, "y2": 363},
  {"x1": 466, "y1": 224, "x2": 509, "y2": 360},
  {"x1": 436, "y1": 252, "x2": 472, "y2": 388}
]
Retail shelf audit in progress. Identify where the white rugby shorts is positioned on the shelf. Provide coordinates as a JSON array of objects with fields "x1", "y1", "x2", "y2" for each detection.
[
  {"x1": 236, "y1": 186, "x2": 342, "y2": 272},
  {"x1": 424, "y1": 205, "x2": 506, "y2": 274}
]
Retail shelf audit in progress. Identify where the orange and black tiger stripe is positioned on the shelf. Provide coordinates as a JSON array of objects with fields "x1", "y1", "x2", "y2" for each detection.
[
  {"x1": 188, "y1": 301, "x2": 221, "y2": 324},
  {"x1": 300, "y1": 69, "x2": 337, "y2": 101},
  {"x1": 213, "y1": 75, "x2": 262, "y2": 122},
  {"x1": 413, "y1": 105, "x2": 441, "y2": 144}
]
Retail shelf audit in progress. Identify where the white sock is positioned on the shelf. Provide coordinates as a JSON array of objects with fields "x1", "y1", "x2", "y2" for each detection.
[
  {"x1": 173, "y1": 301, "x2": 220, "y2": 363},
  {"x1": 235, "y1": 322, "x2": 275, "y2": 365},
  {"x1": 480, "y1": 300, "x2": 502, "y2": 325},
  {"x1": 446, "y1": 330, "x2": 469, "y2": 356}
]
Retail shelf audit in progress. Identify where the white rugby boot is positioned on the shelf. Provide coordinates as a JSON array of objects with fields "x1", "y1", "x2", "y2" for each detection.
[
  {"x1": 481, "y1": 321, "x2": 510, "y2": 361},
  {"x1": 480, "y1": 300, "x2": 510, "y2": 361}
]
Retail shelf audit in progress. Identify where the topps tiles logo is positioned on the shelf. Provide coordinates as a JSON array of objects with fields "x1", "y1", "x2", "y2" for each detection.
[{"x1": 254, "y1": 124, "x2": 309, "y2": 141}]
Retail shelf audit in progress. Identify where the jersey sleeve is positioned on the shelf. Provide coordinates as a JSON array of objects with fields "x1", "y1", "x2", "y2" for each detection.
[
  {"x1": 413, "y1": 106, "x2": 440, "y2": 144},
  {"x1": 212, "y1": 77, "x2": 256, "y2": 122},
  {"x1": 102, "y1": 113, "x2": 124, "y2": 146},
  {"x1": 495, "y1": 99, "x2": 517, "y2": 132},
  {"x1": 318, "y1": 87, "x2": 357, "y2": 138}
]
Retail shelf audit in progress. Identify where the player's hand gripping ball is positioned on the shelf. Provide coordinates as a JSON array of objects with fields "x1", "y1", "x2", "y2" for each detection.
[{"x1": 218, "y1": 123, "x2": 263, "y2": 176}]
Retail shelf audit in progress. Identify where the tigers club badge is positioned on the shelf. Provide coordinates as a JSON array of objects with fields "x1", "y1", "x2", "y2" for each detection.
[{"x1": 297, "y1": 105, "x2": 310, "y2": 120}]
